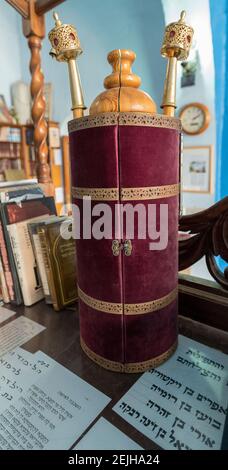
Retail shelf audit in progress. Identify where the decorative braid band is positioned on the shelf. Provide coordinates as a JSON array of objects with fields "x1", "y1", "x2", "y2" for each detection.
[
  {"x1": 121, "y1": 184, "x2": 179, "y2": 201},
  {"x1": 72, "y1": 183, "x2": 179, "y2": 201},
  {"x1": 72, "y1": 187, "x2": 119, "y2": 201},
  {"x1": 78, "y1": 286, "x2": 178, "y2": 315},
  {"x1": 78, "y1": 286, "x2": 122, "y2": 314},
  {"x1": 119, "y1": 112, "x2": 182, "y2": 131},
  {"x1": 125, "y1": 287, "x2": 178, "y2": 315},
  {"x1": 80, "y1": 337, "x2": 178, "y2": 373},
  {"x1": 68, "y1": 112, "x2": 182, "y2": 133},
  {"x1": 68, "y1": 113, "x2": 119, "y2": 132}
]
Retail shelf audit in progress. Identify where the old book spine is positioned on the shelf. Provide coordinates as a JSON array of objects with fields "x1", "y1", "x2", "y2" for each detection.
[
  {"x1": 0, "y1": 221, "x2": 15, "y2": 302},
  {"x1": 32, "y1": 232, "x2": 52, "y2": 303},
  {"x1": 0, "y1": 253, "x2": 10, "y2": 303},
  {"x1": 32, "y1": 233, "x2": 50, "y2": 296},
  {"x1": 0, "y1": 206, "x2": 23, "y2": 305},
  {"x1": 37, "y1": 227, "x2": 59, "y2": 310},
  {"x1": 7, "y1": 223, "x2": 44, "y2": 306}
]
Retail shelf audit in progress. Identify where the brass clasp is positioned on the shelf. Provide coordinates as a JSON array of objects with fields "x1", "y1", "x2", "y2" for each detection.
[
  {"x1": 112, "y1": 240, "x2": 133, "y2": 256},
  {"x1": 123, "y1": 240, "x2": 132, "y2": 256},
  {"x1": 112, "y1": 240, "x2": 121, "y2": 256}
]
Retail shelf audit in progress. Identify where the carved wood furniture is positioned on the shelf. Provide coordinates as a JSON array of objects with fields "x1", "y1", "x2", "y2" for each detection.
[{"x1": 179, "y1": 198, "x2": 228, "y2": 289}]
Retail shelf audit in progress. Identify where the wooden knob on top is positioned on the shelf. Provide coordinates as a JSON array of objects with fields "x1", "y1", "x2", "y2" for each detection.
[
  {"x1": 90, "y1": 49, "x2": 157, "y2": 115},
  {"x1": 104, "y1": 49, "x2": 141, "y2": 89}
]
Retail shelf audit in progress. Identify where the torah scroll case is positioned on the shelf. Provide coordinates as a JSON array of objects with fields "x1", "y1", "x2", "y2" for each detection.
[{"x1": 49, "y1": 11, "x2": 193, "y2": 372}]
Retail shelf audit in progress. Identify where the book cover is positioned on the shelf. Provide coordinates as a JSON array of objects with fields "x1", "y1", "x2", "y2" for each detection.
[
  {"x1": 0, "y1": 196, "x2": 56, "y2": 305},
  {"x1": 38, "y1": 217, "x2": 77, "y2": 311},
  {"x1": 0, "y1": 219, "x2": 18, "y2": 303},
  {"x1": 0, "y1": 252, "x2": 9, "y2": 303},
  {"x1": 28, "y1": 216, "x2": 57, "y2": 305},
  {"x1": 0, "y1": 184, "x2": 43, "y2": 203},
  {"x1": 7, "y1": 215, "x2": 53, "y2": 306},
  {"x1": 3, "y1": 197, "x2": 56, "y2": 225}
]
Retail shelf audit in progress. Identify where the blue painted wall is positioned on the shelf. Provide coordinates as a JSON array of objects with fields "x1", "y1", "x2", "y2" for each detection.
[
  {"x1": 0, "y1": 2, "x2": 23, "y2": 106},
  {"x1": 210, "y1": 0, "x2": 228, "y2": 200},
  {"x1": 19, "y1": 0, "x2": 166, "y2": 126},
  {"x1": 210, "y1": 0, "x2": 227, "y2": 271}
]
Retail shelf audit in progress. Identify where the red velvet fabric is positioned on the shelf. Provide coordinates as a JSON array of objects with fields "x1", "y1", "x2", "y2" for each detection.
[
  {"x1": 125, "y1": 300, "x2": 178, "y2": 363},
  {"x1": 70, "y1": 126, "x2": 119, "y2": 188},
  {"x1": 79, "y1": 300, "x2": 124, "y2": 363},
  {"x1": 69, "y1": 120, "x2": 180, "y2": 368}
]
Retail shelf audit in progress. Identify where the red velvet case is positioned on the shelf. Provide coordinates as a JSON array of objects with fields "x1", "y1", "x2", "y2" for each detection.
[{"x1": 69, "y1": 112, "x2": 181, "y2": 372}]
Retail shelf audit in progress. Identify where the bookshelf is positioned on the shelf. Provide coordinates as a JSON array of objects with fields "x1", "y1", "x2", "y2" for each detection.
[
  {"x1": 26, "y1": 121, "x2": 71, "y2": 214},
  {"x1": 0, "y1": 123, "x2": 30, "y2": 181},
  {"x1": 0, "y1": 122, "x2": 71, "y2": 213},
  {"x1": 48, "y1": 121, "x2": 67, "y2": 215}
]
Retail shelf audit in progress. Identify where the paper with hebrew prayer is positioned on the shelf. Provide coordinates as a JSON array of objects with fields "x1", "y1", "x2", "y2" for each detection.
[
  {"x1": 74, "y1": 417, "x2": 143, "y2": 450},
  {"x1": 0, "y1": 306, "x2": 16, "y2": 325},
  {"x1": 0, "y1": 316, "x2": 45, "y2": 358},
  {"x1": 0, "y1": 347, "x2": 52, "y2": 412},
  {"x1": 0, "y1": 351, "x2": 110, "y2": 450},
  {"x1": 113, "y1": 335, "x2": 228, "y2": 450}
]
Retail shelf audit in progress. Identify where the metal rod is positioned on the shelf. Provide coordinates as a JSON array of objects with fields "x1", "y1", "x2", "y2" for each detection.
[
  {"x1": 161, "y1": 53, "x2": 177, "y2": 117},
  {"x1": 68, "y1": 60, "x2": 86, "y2": 118}
]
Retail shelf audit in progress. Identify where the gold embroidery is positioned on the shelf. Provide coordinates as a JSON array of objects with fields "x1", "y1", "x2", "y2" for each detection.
[
  {"x1": 68, "y1": 113, "x2": 119, "y2": 132},
  {"x1": 72, "y1": 187, "x2": 119, "y2": 200},
  {"x1": 72, "y1": 184, "x2": 179, "y2": 201},
  {"x1": 119, "y1": 112, "x2": 182, "y2": 131},
  {"x1": 80, "y1": 337, "x2": 178, "y2": 373},
  {"x1": 78, "y1": 286, "x2": 123, "y2": 314},
  {"x1": 121, "y1": 184, "x2": 179, "y2": 200},
  {"x1": 125, "y1": 288, "x2": 178, "y2": 315},
  {"x1": 78, "y1": 286, "x2": 177, "y2": 315},
  {"x1": 68, "y1": 112, "x2": 182, "y2": 133}
]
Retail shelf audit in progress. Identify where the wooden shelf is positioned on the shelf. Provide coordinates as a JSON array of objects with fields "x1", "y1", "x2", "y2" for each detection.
[{"x1": 0, "y1": 123, "x2": 21, "y2": 129}]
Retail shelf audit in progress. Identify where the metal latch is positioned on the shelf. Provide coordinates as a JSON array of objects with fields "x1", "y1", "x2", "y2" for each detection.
[
  {"x1": 123, "y1": 239, "x2": 132, "y2": 256},
  {"x1": 112, "y1": 240, "x2": 133, "y2": 256}
]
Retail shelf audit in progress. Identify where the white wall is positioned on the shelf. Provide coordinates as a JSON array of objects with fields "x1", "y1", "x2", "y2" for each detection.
[
  {"x1": 162, "y1": 0, "x2": 216, "y2": 211},
  {"x1": 162, "y1": 0, "x2": 216, "y2": 281},
  {"x1": 0, "y1": 2, "x2": 22, "y2": 106}
]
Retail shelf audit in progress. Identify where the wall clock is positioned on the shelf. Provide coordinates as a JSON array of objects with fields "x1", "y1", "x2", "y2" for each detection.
[{"x1": 179, "y1": 103, "x2": 211, "y2": 135}]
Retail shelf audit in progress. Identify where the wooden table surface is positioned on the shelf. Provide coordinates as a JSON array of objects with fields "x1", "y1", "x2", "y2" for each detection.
[
  {"x1": 2, "y1": 300, "x2": 228, "y2": 450},
  {"x1": 3, "y1": 300, "x2": 159, "y2": 450}
]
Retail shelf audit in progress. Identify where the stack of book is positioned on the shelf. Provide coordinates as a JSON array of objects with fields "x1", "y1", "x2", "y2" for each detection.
[{"x1": 0, "y1": 180, "x2": 77, "y2": 311}]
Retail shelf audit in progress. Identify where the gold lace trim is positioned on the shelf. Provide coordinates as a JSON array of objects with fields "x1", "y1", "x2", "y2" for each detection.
[
  {"x1": 80, "y1": 337, "x2": 178, "y2": 373},
  {"x1": 72, "y1": 187, "x2": 119, "y2": 201},
  {"x1": 125, "y1": 287, "x2": 178, "y2": 314},
  {"x1": 68, "y1": 112, "x2": 182, "y2": 133},
  {"x1": 72, "y1": 183, "x2": 179, "y2": 201},
  {"x1": 121, "y1": 184, "x2": 179, "y2": 200},
  {"x1": 78, "y1": 286, "x2": 177, "y2": 315},
  {"x1": 78, "y1": 286, "x2": 122, "y2": 314},
  {"x1": 69, "y1": 113, "x2": 119, "y2": 132},
  {"x1": 119, "y1": 112, "x2": 181, "y2": 131}
]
